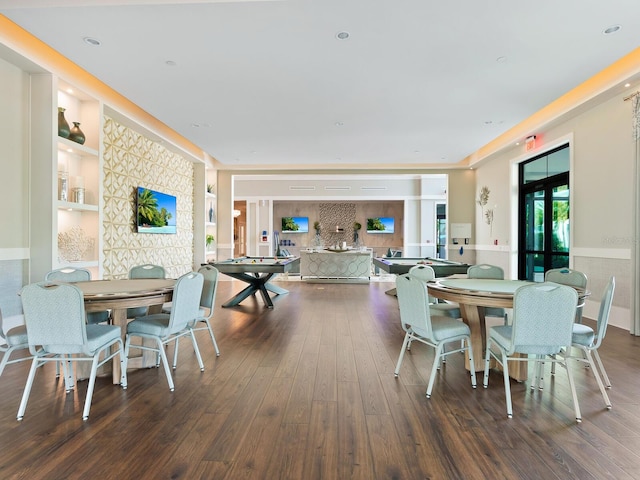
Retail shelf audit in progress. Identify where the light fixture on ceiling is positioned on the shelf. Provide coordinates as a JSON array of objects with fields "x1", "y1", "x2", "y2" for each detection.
[
  {"x1": 82, "y1": 36, "x2": 101, "y2": 46},
  {"x1": 496, "y1": 56, "x2": 507, "y2": 63},
  {"x1": 165, "y1": 60, "x2": 177, "y2": 67},
  {"x1": 335, "y1": 31, "x2": 350, "y2": 40},
  {"x1": 603, "y1": 24, "x2": 622, "y2": 35},
  {"x1": 335, "y1": 121, "x2": 344, "y2": 127}
]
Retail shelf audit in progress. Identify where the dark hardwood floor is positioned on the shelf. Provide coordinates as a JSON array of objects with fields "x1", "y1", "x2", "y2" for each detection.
[{"x1": 1, "y1": 278, "x2": 640, "y2": 479}]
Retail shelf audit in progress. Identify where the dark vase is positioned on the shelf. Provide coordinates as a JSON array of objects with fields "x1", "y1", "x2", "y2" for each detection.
[
  {"x1": 57, "y1": 107, "x2": 70, "y2": 138},
  {"x1": 68, "y1": 122, "x2": 86, "y2": 145}
]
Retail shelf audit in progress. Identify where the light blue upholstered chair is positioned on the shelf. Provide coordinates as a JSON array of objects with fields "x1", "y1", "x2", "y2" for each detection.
[
  {"x1": 545, "y1": 268, "x2": 588, "y2": 323},
  {"x1": 127, "y1": 264, "x2": 166, "y2": 319},
  {"x1": 18, "y1": 282, "x2": 127, "y2": 421},
  {"x1": 569, "y1": 276, "x2": 615, "y2": 409},
  {"x1": 0, "y1": 309, "x2": 30, "y2": 377},
  {"x1": 45, "y1": 267, "x2": 110, "y2": 325},
  {"x1": 408, "y1": 265, "x2": 461, "y2": 319},
  {"x1": 483, "y1": 282, "x2": 581, "y2": 421},
  {"x1": 394, "y1": 273, "x2": 476, "y2": 398},
  {"x1": 467, "y1": 264, "x2": 508, "y2": 323},
  {"x1": 124, "y1": 271, "x2": 204, "y2": 391},
  {"x1": 163, "y1": 265, "x2": 221, "y2": 356}
]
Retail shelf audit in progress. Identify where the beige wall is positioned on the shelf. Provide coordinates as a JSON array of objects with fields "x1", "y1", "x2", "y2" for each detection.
[
  {"x1": 102, "y1": 117, "x2": 195, "y2": 279},
  {"x1": 474, "y1": 93, "x2": 634, "y2": 329}
]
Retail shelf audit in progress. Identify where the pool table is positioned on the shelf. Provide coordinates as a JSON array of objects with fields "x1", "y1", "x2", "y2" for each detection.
[
  {"x1": 373, "y1": 257, "x2": 472, "y2": 295},
  {"x1": 209, "y1": 256, "x2": 300, "y2": 308}
]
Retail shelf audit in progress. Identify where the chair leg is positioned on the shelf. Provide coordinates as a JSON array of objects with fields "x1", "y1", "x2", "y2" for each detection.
[
  {"x1": 592, "y1": 350, "x2": 611, "y2": 388},
  {"x1": 17, "y1": 357, "x2": 40, "y2": 421},
  {"x1": 466, "y1": 337, "x2": 476, "y2": 388},
  {"x1": 190, "y1": 331, "x2": 205, "y2": 372},
  {"x1": 426, "y1": 344, "x2": 443, "y2": 398},
  {"x1": 82, "y1": 354, "x2": 101, "y2": 420},
  {"x1": 482, "y1": 343, "x2": 492, "y2": 389},
  {"x1": 394, "y1": 333, "x2": 411, "y2": 377},
  {"x1": 172, "y1": 337, "x2": 180, "y2": 370},
  {"x1": 501, "y1": 351, "x2": 513, "y2": 418},
  {"x1": 564, "y1": 358, "x2": 582, "y2": 422},
  {"x1": 584, "y1": 349, "x2": 611, "y2": 409},
  {"x1": 156, "y1": 338, "x2": 175, "y2": 391},
  {"x1": 205, "y1": 321, "x2": 220, "y2": 356},
  {"x1": 118, "y1": 339, "x2": 128, "y2": 390}
]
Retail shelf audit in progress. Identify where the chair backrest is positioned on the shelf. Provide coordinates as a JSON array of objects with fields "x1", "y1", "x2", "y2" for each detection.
[
  {"x1": 20, "y1": 282, "x2": 88, "y2": 355},
  {"x1": 129, "y1": 264, "x2": 165, "y2": 279},
  {"x1": 408, "y1": 264, "x2": 435, "y2": 281},
  {"x1": 0, "y1": 308, "x2": 6, "y2": 343},
  {"x1": 593, "y1": 276, "x2": 615, "y2": 347},
  {"x1": 168, "y1": 271, "x2": 204, "y2": 333},
  {"x1": 395, "y1": 273, "x2": 434, "y2": 340},
  {"x1": 45, "y1": 267, "x2": 91, "y2": 283},
  {"x1": 198, "y1": 265, "x2": 219, "y2": 314},
  {"x1": 408, "y1": 265, "x2": 439, "y2": 303},
  {"x1": 510, "y1": 282, "x2": 577, "y2": 355},
  {"x1": 544, "y1": 268, "x2": 587, "y2": 289},
  {"x1": 467, "y1": 264, "x2": 504, "y2": 280}
]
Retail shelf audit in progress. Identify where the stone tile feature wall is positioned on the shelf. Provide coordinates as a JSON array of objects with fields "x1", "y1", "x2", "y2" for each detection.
[
  {"x1": 102, "y1": 117, "x2": 194, "y2": 279},
  {"x1": 319, "y1": 202, "x2": 356, "y2": 247}
]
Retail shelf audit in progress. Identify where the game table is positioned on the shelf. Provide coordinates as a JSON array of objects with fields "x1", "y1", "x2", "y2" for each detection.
[
  {"x1": 373, "y1": 257, "x2": 472, "y2": 295},
  {"x1": 210, "y1": 256, "x2": 300, "y2": 308}
]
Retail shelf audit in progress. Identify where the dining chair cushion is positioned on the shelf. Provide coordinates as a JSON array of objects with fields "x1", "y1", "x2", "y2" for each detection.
[
  {"x1": 85, "y1": 325, "x2": 122, "y2": 353},
  {"x1": 127, "y1": 313, "x2": 172, "y2": 337},
  {"x1": 572, "y1": 324, "x2": 595, "y2": 347},
  {"x1": 4, "y1": 325, "x2": 28, "y2": 346},
  {"x1": 428, "y1": 316, "x2": 473, "y2": 342}
]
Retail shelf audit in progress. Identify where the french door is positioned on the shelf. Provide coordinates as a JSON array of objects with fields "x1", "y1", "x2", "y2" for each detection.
[{"x1": 518, "y1": 164, "x2": 570, "y2": 280}]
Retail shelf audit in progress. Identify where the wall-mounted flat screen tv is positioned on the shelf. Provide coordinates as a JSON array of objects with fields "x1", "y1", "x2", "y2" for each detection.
[
  {"x1": 136, "y1": 187, "x2": 177, "y2": 234},
  {"x1": 281, "y1": 216, "x2": 309, "y2": 233},
  {"x1": 367, "y1": 217, "x2": 394, "y2": 234}
]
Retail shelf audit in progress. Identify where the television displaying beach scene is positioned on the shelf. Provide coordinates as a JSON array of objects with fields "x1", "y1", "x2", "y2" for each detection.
[
  {"x1": 136, "y1": 187, "x2": 177, "y2": 234},
  {"x1": 281, "y1": 216, "x2": 309, "y2": 233},
  {"x1": 367, "y1": 217, "x2": 394, "y2": 234}
]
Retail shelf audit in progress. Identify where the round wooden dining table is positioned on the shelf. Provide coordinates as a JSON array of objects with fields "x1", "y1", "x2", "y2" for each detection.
[
  {"x1": 74, "y1": 278, "x2": 175, "y2": 383},
  {"x1": 427, "y1": 278, "x2": 588, "y2": 382}
]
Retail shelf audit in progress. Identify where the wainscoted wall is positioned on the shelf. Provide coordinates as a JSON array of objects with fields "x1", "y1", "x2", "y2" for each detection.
[{"x1": 102, "y1": 117, "x2": 194, "y2": 279}]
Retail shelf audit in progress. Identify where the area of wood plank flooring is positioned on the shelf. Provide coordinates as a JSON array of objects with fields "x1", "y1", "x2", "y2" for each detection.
[{"x1": 1, "y1": 278, "x2": 639, "y2": 479}]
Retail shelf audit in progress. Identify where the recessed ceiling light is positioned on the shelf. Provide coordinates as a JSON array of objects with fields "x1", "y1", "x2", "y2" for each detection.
[
  {"x1": 165, "y1": 60, "x2": 177, "y2": 67},
  {"x1": 336, "y1": 31, "x2": 350, "y2": 40},
  {"x1": 335, "y1": 121, "x2": 344, "y2": 126},
  {"x1": 496, "y1": 56, "x2": 507, "y2": 63},
  {"x1": 66, "y1": 88, "x2": 73, "y2": 94},
  {"x1": 625, "y1": 83, "x2": 631, "y2": 88},
  {"x1": 83, "y1": 36, "x2": 101, "y2": 46},
  {"x1": 603, "y1": 24, "x2": 622, "y2": 35},
  {"x1": 484, "y1": 120, "x2": 493, "y2": 125}
]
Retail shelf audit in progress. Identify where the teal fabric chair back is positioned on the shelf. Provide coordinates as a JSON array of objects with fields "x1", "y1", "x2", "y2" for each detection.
[
  {"x1": 21, "y1": 282, "x2": 89, "y2": 355},
  {"x1": 129, "y1": 264, "x2": 165, "y2": 279},
  {"x1": 467, "y1": 264, "x2": 504, "y2": 280},
  {"x1": 198, "y1": 265, "x2": 219, "y2": 312},
  {"x1": 594, "y1": 276, "x2": 615, "y2": 346},
  {"x1": 395, "y1": 273, "x2": 433, "y2": 340},
  {"x1": 510, "y1": 282, "x2": 577, "y2": 355},
  {"x1": 168, "y1": 271, "x2": 204, "y2": 334},
  {"x1": 544, "y1": 268, "x2": 587, "y2": 289},
  {"x1": 45, "y1": 267, "x2": 91, "y2": 282}
]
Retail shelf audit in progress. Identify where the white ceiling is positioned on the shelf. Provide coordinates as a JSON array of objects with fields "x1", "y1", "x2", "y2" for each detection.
[{"x1": 2, "y1": 0, "x2": 640, "y2": 169}]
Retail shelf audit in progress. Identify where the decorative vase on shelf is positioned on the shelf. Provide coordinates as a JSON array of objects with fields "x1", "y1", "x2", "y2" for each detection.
[
  {"x1": 68, "y1": 122, "x2": 86, "y2": 145},
  {"x1": 57, "y1": 107, "x2": 70, "y2": 138},
  {"x1": 208, "y1": 202, "x2": 215, "y2": 223}
]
